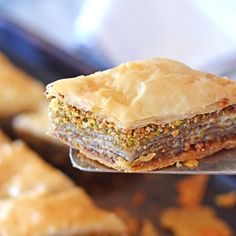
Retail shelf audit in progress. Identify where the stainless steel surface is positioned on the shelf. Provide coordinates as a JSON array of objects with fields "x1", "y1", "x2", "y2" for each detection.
[{"x1": 70, "y1": 147, "x2": 236, "y2": 174}]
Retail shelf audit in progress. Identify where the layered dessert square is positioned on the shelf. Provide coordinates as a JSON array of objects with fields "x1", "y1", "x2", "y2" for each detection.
[
  {"x1": 0, "y1": 132, "x2": 126, "y2": 235},
  {"x1": 0, "y1": 187, "x2": 126, "y2": 235},
  {"x1": 0, "y1": 53, "x2": 44, "y2": 119},
  {"x1": 46, "y1": 58, "x2": 236, "y2": 171}
]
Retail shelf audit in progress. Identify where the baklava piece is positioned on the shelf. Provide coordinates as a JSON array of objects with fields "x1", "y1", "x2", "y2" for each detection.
[
  {"x1": 12, "y1": 103, "x2": 68, "y2": 165},
  {"x1": 0, "y1": 135, "x2": 126, "y2": 235},
  {"x1": 46, "y1": 58, "x2": 236, "y2": 171},
  {"x1": 0, "y1": 139, "x2": 74, "y2": 198},
  {"x1": 0, "y1": 188, "x2": 126, "y2": 236},
  {"x1": 0, "y1": 53, "x2": 44, "y2": 119}
]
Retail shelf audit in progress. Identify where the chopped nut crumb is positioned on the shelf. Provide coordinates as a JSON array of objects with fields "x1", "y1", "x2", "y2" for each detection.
[
  {"x1": 183, "y1": 159, "x2": 199, "y2": 168},
  {"x1": 171, "y1": 129, "x2": 179, "y2": 137},
  {"x1": 195, "y1": 143, "x2": 205, "y2": 151},
  {"x1": 220, "y1": 97, "x2": 229, "y2": 108},
  {"x1": 183, "y1": 143, "x2": 190, "y2": 151},
  {"x1": 176, "y1": 161, "x2": 182, "y2": 168}
]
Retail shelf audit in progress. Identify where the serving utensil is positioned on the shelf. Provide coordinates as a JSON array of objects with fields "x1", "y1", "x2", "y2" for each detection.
[{"x1": 70, "y1": 147, "x2": 236, "y2": 174}]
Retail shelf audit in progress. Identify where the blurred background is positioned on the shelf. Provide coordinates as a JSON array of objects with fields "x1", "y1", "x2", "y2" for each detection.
[
  {"x1": 0, "y1": 1, "x2": 236, "y2": 234},
  {"x1": 0, "y1": 0, "x2": 236, "y2": 74}
]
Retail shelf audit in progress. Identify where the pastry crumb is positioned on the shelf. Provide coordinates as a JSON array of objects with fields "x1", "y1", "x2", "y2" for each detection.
[
  {"x1": 176, "y1": 161, "x2": 182, "y2": 168},
  {"x1": 214, "y1": 191, "x2": 236, "y2": 208},
  {"x1": 177, "y1": 175, "x2": 208, "y2": 209},
  {"x1": 183, "y1": 159, "x2": 199, "y2": 168},
  {"x1": 160, "y1": 207, "x2": 233, "y2": 236}
]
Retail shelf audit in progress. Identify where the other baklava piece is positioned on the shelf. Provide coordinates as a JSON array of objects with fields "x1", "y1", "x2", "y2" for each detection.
[
  {"x1": 0, "y1": 131, "x2": 126, "y2": 235},
  {"x1": 0, "y1": 53, "x2": 44, "y2": 119}
]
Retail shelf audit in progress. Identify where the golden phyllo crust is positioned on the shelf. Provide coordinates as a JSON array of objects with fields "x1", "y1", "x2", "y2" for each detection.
[
  {"x1": 46, "y1": 58, "x2": 236, "y2": 128},
  {"x1": 0, "y1": 188, "x2": 126, "y2": 236},
  {"x1": 0, "y1": 134, "x2": 126, "y2": 235},
  {"x1": 0, "y1": 53, "x2": 44, "y2": 118}
]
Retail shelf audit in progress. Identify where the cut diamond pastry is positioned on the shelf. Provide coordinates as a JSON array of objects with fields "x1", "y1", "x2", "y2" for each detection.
[
  {"x1": 46, "y1": 58, "x2": 236, "y2": 172},
  {"x1": 0, "y1": 53, "x2": 44, "y2": 119},
  {"x1": 0, "y1": 132, "x2": 126, "y2": 235}
]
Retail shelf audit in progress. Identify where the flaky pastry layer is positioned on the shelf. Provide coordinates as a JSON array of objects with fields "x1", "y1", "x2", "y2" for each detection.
[
  {"x1": 0, "y1": 140, "x2": 74, "y2": 198},
  {"x1": 0, "y1": 188, "x2": 126, "y2": 235},
  {"x1": 0, "y1": 135, "x2": 126, "y2": 235},
  {"x1": 72, "y1": 137, "x2": 236, "y2": 172},
  {"x1": 0, "y1": 187, "x2": 125, "y2": 236},
  {"x1": 0, "y1": 53, "x2": 44, "y2": 118},
  {"x1": 46, "y1": 58, "x2": 236, "y2": 128}
]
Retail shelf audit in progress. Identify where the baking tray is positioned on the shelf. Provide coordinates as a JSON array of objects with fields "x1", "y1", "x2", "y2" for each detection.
[{"x1": 0, "y1": 17, "x2": 236, "y2": 235}]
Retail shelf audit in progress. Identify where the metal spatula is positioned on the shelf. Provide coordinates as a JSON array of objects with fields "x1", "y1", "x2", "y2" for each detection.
[{"x1": 69, "y1": 147, "x2": 236, "y2": 174}]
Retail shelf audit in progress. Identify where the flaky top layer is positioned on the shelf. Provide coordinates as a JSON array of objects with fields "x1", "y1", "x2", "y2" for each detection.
[
  {"x1": 0, "y1": 188, "x2": 126, "y2": 235},
  {"x1": 46, "y1": 58, "x2": 236, "y2": 128}
]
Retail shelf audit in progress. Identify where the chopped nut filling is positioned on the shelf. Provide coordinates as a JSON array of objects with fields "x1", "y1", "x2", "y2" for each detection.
[{"x1": 49, "y1": 98, "x2": 236, "y2": 163}]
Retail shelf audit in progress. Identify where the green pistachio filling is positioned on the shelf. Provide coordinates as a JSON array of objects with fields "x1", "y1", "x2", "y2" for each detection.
[
  {"x1": 49, "y1": 98, "x2": 236, "y2": 153},
  {"x1": 49, "y1": 98, "x2": 187, "y2": 150}
]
